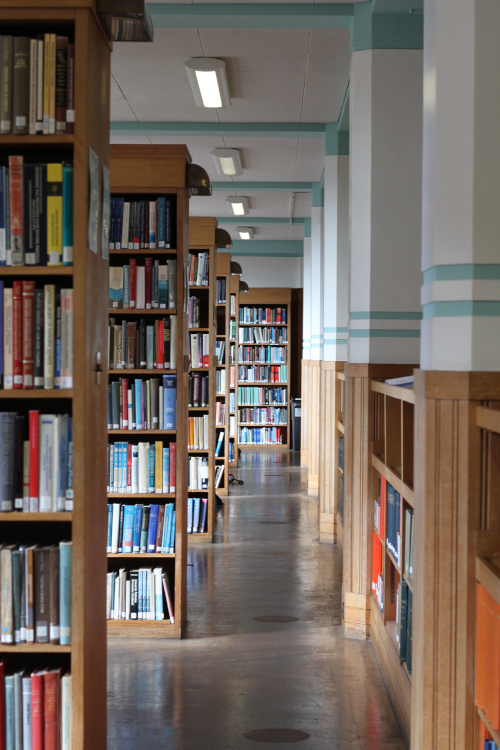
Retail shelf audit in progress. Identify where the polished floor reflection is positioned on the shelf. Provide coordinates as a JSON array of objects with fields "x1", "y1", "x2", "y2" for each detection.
[{"x1": 107, "y1": 450, "x2": 406, "y2": 749}]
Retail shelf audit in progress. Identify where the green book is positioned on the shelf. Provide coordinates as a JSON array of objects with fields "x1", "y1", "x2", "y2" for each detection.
[
  {"x1": 404, "y1": 509, "x2": 413, "y2": 579},
  {"x1": 399, "y1": 581, "x2": 408, "y2": 662},
  {"x1": 407, "y1": 588, "x2": 413, "y2": 675}
]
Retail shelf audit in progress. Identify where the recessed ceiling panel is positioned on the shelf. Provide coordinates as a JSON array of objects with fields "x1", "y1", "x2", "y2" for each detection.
[
  {"x1": 218, "y1": 71, "x2": 304, "y2": 122},
  {"x1": 292, "y1": 192, "x2": 312, "y2": 217},
  {"x1": 199, "y1": 29, "x2": 309, "y2": 72}
]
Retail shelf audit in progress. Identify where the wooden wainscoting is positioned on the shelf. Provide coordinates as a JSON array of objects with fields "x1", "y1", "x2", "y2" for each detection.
[
  {"x1": 319, "y1": 361, "x2": 345, "y2": 542},
  {"x1": 301, "y1": 359, "x2": 310, "y2": 466}
]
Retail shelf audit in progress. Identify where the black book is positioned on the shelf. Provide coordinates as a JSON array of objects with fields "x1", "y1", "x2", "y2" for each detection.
[
  {"x1": 111, "y1": 381, "x2": 120, "y2": 429},
  {"x1": 128, "y1": 201, "x2": 135, "y2": 248},
  {"x1": 13, "y1": 415, "x2": 24, "y2": 510},
  {"x1": 107, "y1": 384, "x2": 113, "y2": 429},
  {"x1": 139, "y1": 200, "x2": 145, "y2": 249},
  {"x1": 407, "y1": 588, "x2": 413, "y2": 675},
  {"x1": 140, "y1": 505, "x2": 150, "y2": 553},
  {"x1": 165, "y1": 199, "x2": 171, "y2": 248},
  {"x1": 118, "y1": 504, "x2": 125, "y2": 552},
  {"x1": 138, "y1": 319, "x2": 146, "y2": 368},
  {"x1": 163, "y1": 317, "x2": 170, "y2": 369},
  {"x1": 129, "y1": 570, "x2": 139, "y2": 619},
  {"x1": 12, "y1": 36, "x2": 30, "y2": 136},
  {"x1": 34, "y1": 288, "x2": 44, "y2": 387},
  {"x1": 34, "y1": 164, "x2": 47, "y2": 265},
  {"x1": 399, "y1": 580, "x2": 408, "y2": 662}
]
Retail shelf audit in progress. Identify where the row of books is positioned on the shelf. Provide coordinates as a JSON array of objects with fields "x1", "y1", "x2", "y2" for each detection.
[
  {"x1": 476, "y1": 583, "x2": 500, "y2": 729},
  {"x1": 238, "y1": 327, "x2": 288, "y2": 345},
  {"x1": 404, "y1": 508, "x2": 414, "y2": 581},
  {"x1": 483, "y1": 741, "x2": 500, "y2": 750},
  {"x1": 0, "y1": 160, "x2": 72, "y2": 266},
  {"x1": 108, "y1": 197, "x2": 173, "y2": 250},
  {"x1": 107, "y1": 502, "x2": 176, "y2": 554},
  {"x1": 216, "y1": 278, "x2": 226, "y2": 304},
  {"x1": 0, "y1": 283, "x2": 72, "y2": 390},
  {"x1": 0, "y1": 33, "x2": 74, "y2": 135},
  {"x1": 189, "y1": 332, "x2": 210, "y2": 369},
  {"x1": 187, "y1": 497, "x2": 208, "y2": 534},
  {"x1": 215, "y1": 340, "x2": 225, "y2": 365},
  {"x1": 188, "y1": 415, "x2": 209, "y2": 450},
  {"x1": 387, "y1": 483, "x2": 401, "y2": 565},
  {"x1": 239, "y1": 306, "x2": 287, "y2": 325},
  {"x1": 188, "y1": 251, "x2": 209, "y2": 286},
  {"x1": 338, "y1": 435, "x2": 344, "y2": 471},
  {"x1": 0, "y1": 411, "x2": 73, "y2": 513},
  {"x1": 396, "y1": 580, "x2": 413, "y2": 675},
  {"x1": 0, "y1": 542, "x2": 72, "y2": 645},
  {"x1": 215, "y1": 401, "x2": 225, "y2": 426},
  {"x1": 237, "y1": 386, "x2": 287, "y2": 406},
  {"x1": 238, "y1": 345, "x2": 287, "y2": 364},
  {"x1": 188, "y1": 296, "x2": 202, "y2": 328},
  {"x1": 238, "y1": 427, "x2": 284, "y2": 445},
  {"x1": 188, "y1": 371, "x2": 208, "y2": 407},
  {"x1": 108, "y1": 375, "x2": 176, "y2": 431},
  {"x1": 229, "y1": 415, "x2": 235, "y2": 438},
  {"x1": 188, "y1": 456, "x2": 209, "y2": 491},
  {"x1": 107, "y1": 567, "x2": 174, "y2": 623},
  {"x1": 238, "y1": 407, "x2": 287, "y2": 426},
  {"x1": 107, "y1": 442, "x2": 176, "y2": 495},
  {"x1": 230, "y1": 294, "x2": 236, "y2": 315},
  {"x1": 0, "y1": 666, "x2": 71, "y2": 750},
  {"x1": 109, "y1": 315, "x2": 177, "y2": 371},
  {"x1": 237, "y1": 365, "x2": 287, "y2": 384},
  {"x1": 372, "y1": 532, "x2": 384, "y2": 610},
  {"x1": 108, "y1": 259, "x2": 176, "y2": 310},
  {"x1": 215, "y1": 369, "x2": 226, "y2": 395}
]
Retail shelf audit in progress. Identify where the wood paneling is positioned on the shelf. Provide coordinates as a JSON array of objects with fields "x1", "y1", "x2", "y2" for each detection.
[
  {"x1": 307, "y1": 360, "x2": 321, "y2": 496},
  {"x1": 301, "y1": 360, "x2": 310, "y2": 466},
  {"x1": 319, "y1": 362, "x2": 344, "y2": 542},
  {"x1": 243, "y1": 287, "x2": 291, "y2": 306},
  {"x1": 110, "y1": 145, "x2": 190, "y2": 192}
]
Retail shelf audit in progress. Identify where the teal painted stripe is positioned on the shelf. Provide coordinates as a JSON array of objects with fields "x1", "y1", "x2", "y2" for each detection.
[
  {"x1": 324, "y1": 327, "x2": 348, "y2": 333},
  {"x1": 352, "y1": 7, "x2": 424, "y2": 52},
  {"x1": 423, "y1": 264, "x2": 500, "y2": 284},
  {"x1": 312, "y1": 181, "x2": 324, "y2": 208},
  {"x1": 350, "y1": 311, "x2": 422, "y2": 320},
  {"x1": 148, "y1": 3, "x2": 354, "y2": 29},
  {"x1": 325, "y1": 123, "x2": 349, "y2": 156},
  {"x1": 216, "y1": 217, "x2": 307, "y2": 226},
  {"x1": 324, "y1": 339, "x2": 348, "y2": 345},
  {"x1": 110, "y1": 122, "x2": 326, "y2": 138},
  {"x1": 349, "y1": 329, "x2": 420, "y2": 338},
  {"x1": 310, "y1": 335, "x2": 323, "y2": 340},
  {"x1": 422, "y1": 301, "x2": 500, "y2": 319},
  {"x1": 226, "y1": 240, "x2": 303, "y2": 257},
  {"x1": 303, "y1": 218, "x2": 311, "y2": 238},
  {"x1": 338, "y1": 85, "x2": 350, "y2": 134},
  {"x1": 212, "y1": 182, "x2": 313, "y2": 192}
]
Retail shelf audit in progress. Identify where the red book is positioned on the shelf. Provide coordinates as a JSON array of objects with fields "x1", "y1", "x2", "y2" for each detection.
[
  {"x1": 157, "y1": 320, "x2": 164, "y2": 369},
  {"x1": 31, "y1": 670, "x2": 44, "y2": 750},
  {"x1": 22, "y1": 280, "x2": 35, "y2": 388},
  {"x1": 145, "y1": 257, "x2": 152, "y2": 309},
  {"x1": 8, "y1": 155, "x2": 24, "y2": 266},
  {"x1": 0, "y1": 661, "x2": 4, "y2": 750},
  {"x1": 169, "y1": 441, "x2": 176, "y2": 493},
  {"x1": 43, "y1": 668, "x2": 62, "y2": 750},
  {"x1": 127, "y1": 443, "x2": 132, "y2": 491},
  {"x1": 13, "y1": 281, "x2": 23, "y2": 388},
  {"x1": 29, "y1": 410, "x2": 39, "y2": 511},
  {"x1": 129, "y1": 258, "x2": 137, "y2": 309},
  {"x1": 121, "y1": 377, "x2": 128, "y2": 429},
  {"x1": 189, "y1": 254, "x2": 196, "y2": 284},
  {"x1": 66, "y1": 42, "x2": 75, "y2": 134}
]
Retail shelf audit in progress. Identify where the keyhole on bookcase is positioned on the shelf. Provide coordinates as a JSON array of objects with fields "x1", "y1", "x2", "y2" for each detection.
[{"x1": 95, "y1": 351, "x2": 102, "y2": 385}]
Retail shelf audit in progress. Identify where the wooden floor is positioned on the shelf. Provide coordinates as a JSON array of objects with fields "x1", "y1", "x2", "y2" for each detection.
[{"x1": 107, "y1": 450, "x2": 406, "y2": 749}]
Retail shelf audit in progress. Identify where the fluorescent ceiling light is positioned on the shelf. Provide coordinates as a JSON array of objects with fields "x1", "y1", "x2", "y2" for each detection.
[
  {"x1": 184, "y1": 58, "x2": 230, "y2": 109},
  {"x1": 211, "y1": 148, "x2": 243, "y2": 177},
  {"x1": 237, "y1": 226, "x2": 254, "y2": 240},
  {"x1": 226, "y1": 196, "x2": 249, "y2": 216}
]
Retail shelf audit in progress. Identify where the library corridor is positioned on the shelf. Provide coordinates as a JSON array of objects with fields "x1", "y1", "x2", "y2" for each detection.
[{"x1": 107, "y1": 451, "x2": 405, "y2": 749}]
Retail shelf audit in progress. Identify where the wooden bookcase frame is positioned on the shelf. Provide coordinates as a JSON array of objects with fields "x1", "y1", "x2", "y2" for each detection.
[
  {"x1": 187, "y1": 217, "x2": 217, "y2": 543},
  {"x1": 228, "y1": 273, "x2": 240, "y2": 469},
  {"x1": 335, "y1": 367, "x2": 345, "y2": 555},
  {"x1": 215, "y1": 252, "x2": 230, "y2": 495},
  {"x1": 0, "y1": 4, "x2": 111, "y2": 747},
  {"x1": 107, "y1": 145, "x2": 190, "y2": 638},
  {"x1": 237, "y1": 287, "x2": 291, "y2": 449}
]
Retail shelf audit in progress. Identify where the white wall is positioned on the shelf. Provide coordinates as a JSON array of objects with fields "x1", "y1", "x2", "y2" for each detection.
[{"x1": 236, "y1": 256, "x2": 303, "y2": 288}]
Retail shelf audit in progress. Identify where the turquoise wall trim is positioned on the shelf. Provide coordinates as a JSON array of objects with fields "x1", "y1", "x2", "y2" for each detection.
[
  {"x1": 311, "y1": 335, "x2": 323, "y2": 340},
  {"x1": 303, "y1": 218, "x2": 311, "y2": 238},
  {"x1": 352, "y1": 3, "x2": 423, "y2": 52},
  {"x1": 338, "y1": 86, "x2": 350, "y2": 133},
  {"x1": 324, "y1": 339, "x2": 348, "y2": 345},
  {"x1": 349, "y1": 311, "x2": 422, "y2": 320},
  {"x1": 110, "y1": 122, "x2": 326, "y2": 138},
  {"x1": 225, "y1": 240, "x2": 303, "y2": 257},
  {"x1": 349, "y1": 329, "x2": 421, "y2": 338},
  {"x1": 324, "y1": 327, "x2": 348, "y2": 333},
  {"x1": 325, "y1": 124, "x2": 349, "y2": 156},
  {"x1": 212, "y1": 181, "x2": 314, "y2": 192},
  {"x1": 216, "y1": 217, "x2": 306, "y2": 226},
  {"x1": 423, "y1": 264, "x2": 500, "y2": 284},
  {"x1": 147, "y1": 3, "x2": 354, "y2": 29},
  {"x1": 312, "y1": 181, "x2": 324, "y2": 208},
  {"x1": 422, "y1": 301, "x2": 500, "y2": 319}
]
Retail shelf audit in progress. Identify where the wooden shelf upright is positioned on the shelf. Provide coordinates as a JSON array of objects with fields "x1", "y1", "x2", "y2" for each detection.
[
  {"x1": 0, "y1": 4, "x2": 111, "y2": 747},
  {"x1": 229, "y1": 272, "x2": 241, "y2": 469},
  {"x1": 215, "y1": 252, "x2": 231, "y2": 495},
  {"x1": 237, "y1": 288, "x2": 291, "y2": 449},
  {"x1": 107, "y1": 145, "x2": 191, "y2": 638},
  {"x1": 187, "y1": 217, "x2": 217, "y2": 542}
]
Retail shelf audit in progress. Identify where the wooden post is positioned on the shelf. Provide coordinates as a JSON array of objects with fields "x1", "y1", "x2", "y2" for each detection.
[
  {"x1": 307, "y1": 360, "x2": 321, "y2": 495},
  {"x1": 319, "y1": 361, "x2": 344, "y2": 542},
  {"x1": 301, "y1": 359, "x2": 310, "y2": 466}
]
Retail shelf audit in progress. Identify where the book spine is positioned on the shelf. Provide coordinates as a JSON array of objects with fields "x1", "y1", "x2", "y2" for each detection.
[
  {"x1": 22, "y1": 281, "x2": 35, "y2": 388},
  {"x1": 54, "y1": 289, "x2": 61, "y2": 388},
  {"x1": 66, "y1": 42, "x2": 75, "y2": 134},
  {"x1": 61, "y1": 289, "x2": 73, "y2": 388},
  {"x1": 43, "y1": 285, "x2": 55, "y2": 388},
  {"x1": 62, "y1": 163, "x2": 73, "y2": 265},
  {"x1": 12, "y1": 36, "x2": 30, "y2": 135},
  {"x1": 55, "y1": 36, "x2": 68, "y2": 132},
  {"x1": 29, "y1": 38, "x2": 37, "y2": 135},
  {"x1": 49, "y1": 33, "x2": 56, "y2": 134},
  {"x1": 12, "y1": 280, "x2": 23, "y2": 388},
  {"x1": 61, "y1": 675, "x2": 71, "y2": 750},
  {"x1": 9, "y1": 155, "x2": 24, "y2": 266},
  {"x1": 47, "y1": 163, "x2": 63, "y2": 265},
  {"x1": 35, "y1": 35, "x2": 44, "y2": 134},
  {"x1": 169, "y1": 442, "x2": 176, "y2": 493},
  {"x1": 1, "y1": 36, "x2": 13, "y2": 134},
  {"x1": 145, "y1": 258, "x2": 152, "y2": 309}
]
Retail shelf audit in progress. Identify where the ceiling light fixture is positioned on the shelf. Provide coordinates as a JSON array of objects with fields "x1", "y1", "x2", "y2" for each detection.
[
  {"x1": 237, "y1": 226, "x2": 254, "y2": 240},
  {"x1": 226, "y1": 196, "x2": 249, "y2": 216},
  {"x1": 211, "y1": 148, "x2": 243, "y2": 177},
  {"x1": 184, "y1": 58, "x2": 231, "y2": 109}
]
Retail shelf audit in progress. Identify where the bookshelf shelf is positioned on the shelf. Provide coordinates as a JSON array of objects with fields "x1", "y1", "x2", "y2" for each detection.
[
  {"x1": 188, "y1": 449, "x2": 209, "y2": 454},
  {"x1": 0, "y1": 134, "x2": 75, "y2": 145},
  {"x1": 0, "y1": 512, "x2": 72, "y2": 522},
  {"x1": 108, "y1": 144, "x2": 192, "y2": 639},
  {"x1": 189, "y1": 406, "x2": 209, "y2": 411},
  {"x1": 0, "y1": 644, "x2": 72, "y2": 653},
  {"x1": 0, "y1": 267, "x2": 73, "y2": 276},
  {"x1": 337, "y1": 421, "x2": 345, "y2": 435},
  {"x1": 190, "y1": 327, "x2": 209, "y2": 332},
  {"x1": 0, "y1": 390, "x2": 73, "y2": 398},
  {"x1": 107, "y1": 553, "x2": 175, "y2": 559}
]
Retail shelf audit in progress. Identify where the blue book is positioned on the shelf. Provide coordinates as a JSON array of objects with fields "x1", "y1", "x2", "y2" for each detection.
[
  {"x1": 148, "y1": 445, "x2": 155, "y2": 493},
  {"x1": 165, "y1": 199, "x2": 172, "y2": 248},
  {"x1": 169, "y1": 510, "x2": 176, "y2": 553},
  {"x1": 395, "y1": 491, "x2": 401, "y2": 563},
  {"x1": 200, "y1": 497, "x2": 208, "y2": 533},
  {"x1": 106, "y1": 505, "x2": 113, "y2": 552},
  {"x1": 122, "y1": 505, "x2": 135, "y2": 553},
  {"x1": 193, "y1": 497, "x2": 201, "y2": 533},
  {"x1": 387, "y1": 484, "x2": 396, "y2": 557},
  {"x1": 59, "y1": 541, "x2": 72, "y2": 645},
  {"x1": 215, "y1": 431, "x2": 224, "y2": 457},
  {"x1": 158, "y1": 197, "x2": 165, "y2": 248},
  {"x1": 163, "y1": 375, "x2": 177, "y2": 429},
  {"x1": 132, "y1": 504, "x2": 143, "y2": 553},
  {"x1": 122, "y1": 442, "x2": 127, "y2": 493},
  {"x1": 162, "y1": 504, "x2": 172, "y2": 553},
  {"x1": 66, "y1": 418, "x2": 73, "y2": 511},
  {"x1": 135, "y1": 380, "x2": 143, "y2": 430},
  {"x1": 62, "y1": 163, "x2": 73, "y2": 265},
  {"x1": 147, "y1": 504, "x2": 159, "y2": 552},
  {"x1": 187, "y1": 497, "x2": 193, "y2": 534},
  {"x1": 0, "y1": 281, "x2": 3, "y2": 385},
  {"x1": 123, "y1": 265, "x2": 130, "y2": 309},
  {"x1": 145, "y1": 569, "x2": 150, "y2": 618},
  {"x1": 162, "y1": 448, "x2": 169, "y2": 493},
  {"x1": 0, "y1": 167, "x2": 6, "y2": 265},
  {"x1": 5, "y1": 675, "x2": 14, "y2": 749}
]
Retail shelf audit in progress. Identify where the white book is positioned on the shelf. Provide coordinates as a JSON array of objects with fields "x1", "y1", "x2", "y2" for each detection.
[
  {"x1": 43, "y1": 285, "x2": 55, "y2": 389},
  {"x1": 170, "y1": 315, "x2": 177, "y2": 369},
  {"x1": 61, "y1": 674, "x2": 72, "y2": 750},
  {"x1": 195, "y1": 252, "x2": 203, "y2": 286},
  {"x1": 149, "y1": 201, "x2": 157, "y2": 249},
  {"x1": 121, "y1": 202, "x2": 130, "y2": 249},
  {"x1": 138, "y1": 442, "x2": 149, "y2": 494},
  {"x1": 154, "y1": 568, "x2": 164, "y2": 620},
  {"x1": 53, "y1": 415, "x2": 66, "y2": 512},
  {"x1": 61, "y1": 289, "x2": 73, "y2": 389},
  {"x1": 39, "y1": 414, "x2": 55, "y2": 512},
  {"x1": 204, "y1": 414, "x2": 209, "y2": 449},
  {"x1": 113, "y1": 575, "x2": 120, "y2": 619},
  {"x1": 149, "y1": 569, "x2": 155, "y2": 621},
  {"x1": 22, "y1": 675, "x2": 32, "y2": 750},
  {"x1": 120, "y1": 568, "x2": 127, "y2": 619},
  {"x1": 111, "y1": 503, "x2": 121, "y2": 554},
  {"x1": 159, "y1": 387, "x2": 163, "y2": 429},
  {"x1": 131, "y1": 445, "x2": 139, "y2": 494},
  {"x1": 106, "y1": 573, "x2": 113, "y2": 619},
  {"x1": 136, "y1": 266, "x2": 145, "y2": 310},
  {"x1": 125, "y1": 579, "x2": 131, "y2": 620},
  {"x1": 14, "y1": 670, "x2": 24, "y2": 750}
]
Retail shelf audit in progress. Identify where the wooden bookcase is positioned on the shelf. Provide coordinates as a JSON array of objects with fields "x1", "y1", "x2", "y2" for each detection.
[
  {"x1": 107, "y1": 145, "x2": 190, "y2": 638},
  {"x1": 237, "y1": 288, "x2": 291, "y2": 449},
  {"x1": 214, "y1": 252, "x2": 231, "y2": 495},
  {"x1": 474, "y1": 405, "x2": 500, "y2": 750},
  {"x1": 0, "y1": 4, "x2": 110, "y2": 747},
  {"x1": 335, "y1": 367, "x2": 345, "y2": 555},
  {"x1": 187, "y1": 217, "x2": 217, "y2": 543},
  {"x1": 228, "y1": 272, "x2": 240, "y2": 470},
  {"x1": 369, "y1": 379, "x2": 416, "y2": 744}
]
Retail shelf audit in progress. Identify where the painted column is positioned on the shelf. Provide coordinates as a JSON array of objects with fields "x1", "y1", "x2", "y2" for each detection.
[
  {"x1": 412, "y1": 2, "x2": 500, "y2": 749},
  {"x1": 300, "y1": 225, "x2": 312, "y2": 467}
]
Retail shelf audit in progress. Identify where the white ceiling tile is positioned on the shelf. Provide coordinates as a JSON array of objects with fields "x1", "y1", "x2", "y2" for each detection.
[
  {"x1": 218, "y1": 71, "x2": 304, "y2": 122},
  {"x1": 199, "y1": 29, "x2": 309, "y2": 72},
  {"x1": 292, "y1": 192, "x2": 312, "y2": 217},
  {"x1": 110, "y1": 135, "x2": 150, "y2": 144},
  {"x1": 113, "y1": 28, "x2": 202, "y2": 56},
  {"x1": 287, "y1": 224, "x2": 305, "y2": 240}
]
